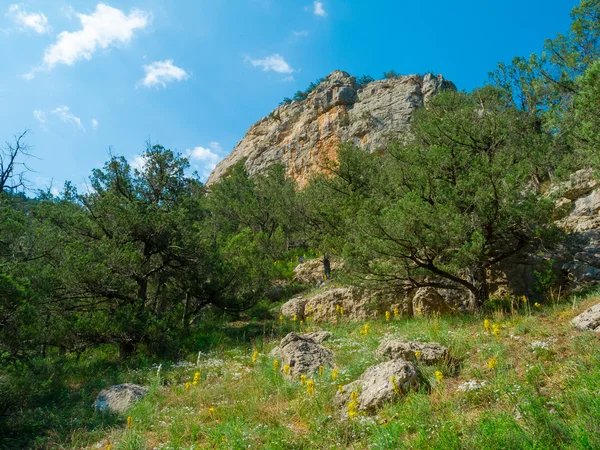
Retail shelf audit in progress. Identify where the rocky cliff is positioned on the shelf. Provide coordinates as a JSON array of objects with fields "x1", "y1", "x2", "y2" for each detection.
[{"x1": 206, "y1": 70, "x2": 456, "y2": 186}]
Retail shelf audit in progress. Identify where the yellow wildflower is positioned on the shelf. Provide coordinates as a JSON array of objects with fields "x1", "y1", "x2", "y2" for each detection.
[
  {"x1": 534, "y1": 302, "x2": 541, "y2": 308},
  {"x1": 390, "y1": 375, "x2": 400, "y2": 394},
  {"x1": 273, "y1": 360, "x2": 279, "y2": 372},
  {"x1": 106, "y1": 444, "x2": 111, "y2": 450},
  {"x1": 393, "y1": 307, "x2": 399, "y2": 318},
  {"x1": 348, "y1": 400, "x2": 358, "y2": 419},
  {"x1": 293, "y1": 314, "x2": 297, "y2": 322},
  {"x1": 209, "y1": 407, "x2": 215, "y2": 418},
  {"x1": 350, "y1": 391, "x2": 359, "y2": 401},
  {"x1": 484, "y1": 319, "x2": 491, "y2": 333},
  {"x1": 319, "y1": 365, "x2": 324, "y2": 377},
  {"x1": 127, "y1": 416, "x2": 133, "y2": 429},
  {"x1": 385, "y1": 311, "x2": 391, "y2": 321},
  {"x1": 279, "y1": 315, "x2": 283, "y2": 323},
  {"x1": 521, "y1": 295, "x2": 528, "y2": 303},
  {"x1": 283, "y1": 364, "x2": 290, "y2": 375},
  {"x1": 492, "y1": 323, "x2": 501, "y2": 340},
  {"x1": 306, "y1": 379, "x2": 315, "y2": 395},
  {"x1": 331, "y1": 369, "x2": 339, "y2": 381},
  {"x1": 300, "y1": 320, "x2": 304, "y2": 327},
  {"x1": 488, "y1": 356, "x2": 498, "y2": 370},
  {"x1": 300, "y1": 374, "x2": 307, "y2": 384},
  {"x1": 435, "y1": 370, "x2": 444, "y2": 383},
  {"x1": 193, "y1": 371, "x2": 201, "y2": 386},
  {"x1": 414, "y1": 351, "x2": 422, "y2": 360},
  {"x1": 185, "y1": 382, "x2": 191, "y2": 390},
  {"x1": 339, "y1": 306, "x2": 344, "y2": 316},
  {"x1": 252, "y1": 350, "x2": 258, "y2": 364},
  {"x1": 338, "y1": 384, "x2": 344, "y2": 393}
]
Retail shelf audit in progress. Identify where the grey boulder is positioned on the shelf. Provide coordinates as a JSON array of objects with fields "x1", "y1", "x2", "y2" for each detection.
[{"x1": 93, "y1": 383, "x2": 148, "y2": 414}]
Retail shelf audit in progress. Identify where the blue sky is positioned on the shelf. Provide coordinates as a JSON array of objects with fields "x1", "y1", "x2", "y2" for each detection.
[{"x1": 0, "y1": 0, "x2": 579, "y2": 194}]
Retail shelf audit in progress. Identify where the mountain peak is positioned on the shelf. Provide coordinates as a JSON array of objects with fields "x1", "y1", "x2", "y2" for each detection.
[{"x1": 207, "y1": 72, "x2": 456, "y2": 186}]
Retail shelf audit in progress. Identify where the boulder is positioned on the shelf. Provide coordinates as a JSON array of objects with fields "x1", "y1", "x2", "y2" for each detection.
[
  {"x1": 303, "y1": 331, "x2": 333, "y2": 344},
  {"x1": 93, "y1": 383, "x2": 148, "y2": 414},
  {"x1": 293, "y1": 258, "x2": 343, "y2": 285},
  {"x1": 281, "y1": 296, "x2": 308, "y2": 320},
  {"x1": 412, "y1": 287, "x2": 454, "y2": 315},
  {"x1": 334, "y1": 360, "x2": 421, "y2": 417},
  {"x1": 269, "y1": 331, "x2": 332, "y2": 359},
  {"x1": 278, "y1": 332, "x2": 334, "y2": 378},
  {"x1": 304, "y1": 286, "x2": 407, "y2": 322},
  {"x1": 376, "y1": 340, "x2": 450, "y2": 365},
  {"x1": 571, "y1": 302, "x2": 600, "y2": 333}
]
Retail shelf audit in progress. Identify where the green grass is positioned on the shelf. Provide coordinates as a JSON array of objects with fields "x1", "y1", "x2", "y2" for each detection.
[{"x1": 2, "y1": 291, "x2": 600, "y2": 449}]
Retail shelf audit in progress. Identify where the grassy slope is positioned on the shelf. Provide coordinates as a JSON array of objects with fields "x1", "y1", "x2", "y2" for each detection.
[{"x1": 5, "y1": 292, "x2": 600, "y2": 450}]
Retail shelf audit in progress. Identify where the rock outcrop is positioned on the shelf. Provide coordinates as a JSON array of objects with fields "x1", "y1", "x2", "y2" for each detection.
[
  {"x1": 488, "y1": 169, "x2": 600, "y2": 299},
  {"x1": 571, "y1": 302, "x2": 600, "y2": 333},
  {"x1": 207, "y1": 71, "x2": 456, "y2": 186},
  {"x1": 412, "y1": 287, "x2": 454, "y2": 315},
  {"x1": 274, "y1": 332, "x2": 334, "y2": 378},
  {"x1": 376, "y1": 340, "x2": 450, "y2": 365},
  {"x1": 280, "y1": 296, "x2": 308, "y2": 320},
  {"x1": 93, "y1": 384, "x2": 148, "y2": 414},
  {"x1": 303, "y1": 286, "x2": 406, "y2": 322},
  {"x1": 269, "y1": 331, "x2": 333, "y2": 360},
  {"x1": 303, "y1": 330, "x2": 333, "y2": 344},
  {"x1": 293, "y1": 257, "x2": 343, "y2": 285},
  {"x1": 334, "y1": 360, "x2": 421, "y2": 417}
]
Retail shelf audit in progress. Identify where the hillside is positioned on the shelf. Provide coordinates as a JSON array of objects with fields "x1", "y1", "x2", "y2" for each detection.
[{"x1": 10, "y1": 290, "x2": 600, "y2": 449}]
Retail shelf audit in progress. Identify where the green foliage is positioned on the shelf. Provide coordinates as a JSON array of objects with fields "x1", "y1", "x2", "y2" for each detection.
[
  {"x1": 572, "y1": 60, "x2": 600, "y2": 160},
  {"x1": 355, "y1": 74, "x2": 375, "y2": 87},
  {"x1": 383, "y1": 69, "x2": 399, "y2": 79},
  {"x1": 306, "y1": 89, "x2": 560, "y2": 305},
  {"x1": 489, "y1": 0, "x2": 600, "y2": 174},
  {"x1": 533, "y1": 258, "x2": 558, "y2": 300}
]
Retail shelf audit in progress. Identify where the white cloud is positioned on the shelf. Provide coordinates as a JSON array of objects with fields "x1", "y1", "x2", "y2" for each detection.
[
  {"x1": 91, "y1": 118, "x2": 99, "y2": 129},
  {"x1": 52, "y1": 106, "x2": 84, "y2": 131},
  {"x1": 33, "y1": 109, "x2": 46, "y2": 124},
  {"x1": 130, "y1": 155, "x2": 147, "y2": 171},
  {"x1": 293, "y1": 30, "x2": 309, "y2": 37},
  {"x1": 29, "y1": 3, "x2": 150, "y2": 77},
  {"x1": 186, "y1": 142, "x2": 223, "y2": 178},
  {"x1": 246, "y1": 54, "x2": 295, "y2": 74},
  {"x1": 139, "y1": 60, "x2": 189, "y2": 88},
  {"x1": 283, "y1": 75, "x2": 295, "y2": 82},
  {"x1": 61, "y1": 5, "x2": 76, "y2": 20},
  {"x1": 313, "y1": 1, "x2": 327, "y2": 17},
  {"x1": 208, "y1": 142, "x2": 222, "y2": 153},
  {"x1": 7, "y1": 4, "x2": 51, "y2": 34}
]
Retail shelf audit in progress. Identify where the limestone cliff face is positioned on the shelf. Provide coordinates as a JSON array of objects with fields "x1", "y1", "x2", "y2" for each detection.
[{"x1": 206, "y1": 70, "x2": 456, "y2": 186}]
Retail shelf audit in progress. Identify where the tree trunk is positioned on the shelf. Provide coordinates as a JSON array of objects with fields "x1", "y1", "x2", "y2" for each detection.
[
  {"x1": 466, "y1": 265, "x2": 489, "y2": 310},
  {"x1": 182, "y1": 292, "x2": 190, "y2": 336}
]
